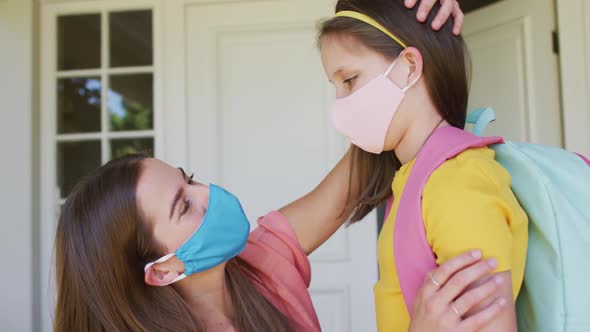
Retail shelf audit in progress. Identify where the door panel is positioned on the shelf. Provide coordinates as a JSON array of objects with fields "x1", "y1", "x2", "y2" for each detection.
[
  {"x1": 464, "y1": 0, "x2": 562, "y2": 145},
  {"x1": 182, "y1": 1, "x2": 377, "y2": 331}
]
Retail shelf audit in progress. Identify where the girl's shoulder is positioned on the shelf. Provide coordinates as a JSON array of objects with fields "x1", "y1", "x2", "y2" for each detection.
[{"x1": 427, "y1": 146, "x2": 511, "y2": 192}]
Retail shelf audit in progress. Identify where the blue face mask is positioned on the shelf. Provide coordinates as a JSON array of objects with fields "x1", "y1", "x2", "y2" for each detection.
[{"x1": 144, "y1": 184, "x2": 250, "y2": 284}]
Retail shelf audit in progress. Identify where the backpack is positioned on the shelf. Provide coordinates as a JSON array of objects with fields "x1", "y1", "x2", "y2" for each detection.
[{"x1": 384, "y1": 108, "x2": 590, "y2": 331}]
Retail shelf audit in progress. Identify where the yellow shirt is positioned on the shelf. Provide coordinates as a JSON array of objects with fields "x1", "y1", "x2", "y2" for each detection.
[{"x1": 374, "y1": 147, "x2": 528, "y2": 332}]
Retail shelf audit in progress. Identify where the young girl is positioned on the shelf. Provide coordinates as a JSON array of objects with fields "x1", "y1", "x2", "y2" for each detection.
[{"x1": 317, "y1": 1, "x2": 528, "y2": 331}]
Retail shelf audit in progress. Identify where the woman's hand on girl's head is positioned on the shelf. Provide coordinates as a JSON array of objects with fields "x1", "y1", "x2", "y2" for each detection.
[
  {"x1": 408, "y1": 250, "x2": 509, "y2": 332},
  {"x1": 404, "y1": 0, "x2": 465, "y2": 35}
]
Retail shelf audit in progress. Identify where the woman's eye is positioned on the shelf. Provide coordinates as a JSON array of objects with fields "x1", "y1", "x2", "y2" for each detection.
[{"x1": 180, "y1": 199, "x2": 191, "y2": 217}]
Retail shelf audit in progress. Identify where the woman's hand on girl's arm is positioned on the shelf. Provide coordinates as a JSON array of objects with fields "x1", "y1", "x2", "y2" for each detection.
[
  {"x1": 461, "y1": 271, "x2": 518, "y2": 332},
  {"x1": 409, "y1": 250, "x2": 510, "y2": 332}
]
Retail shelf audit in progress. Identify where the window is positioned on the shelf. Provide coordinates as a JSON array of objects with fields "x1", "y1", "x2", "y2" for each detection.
[
  {"x1": 40, "y1": 4, "x2": 160, "y2": 330},
  {"x1": 55, "y1": 10, "x2": 154, "y2": 200}
]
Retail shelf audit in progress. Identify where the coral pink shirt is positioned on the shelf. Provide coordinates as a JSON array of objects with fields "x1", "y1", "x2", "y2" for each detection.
[{"x1": 239, "y1": 211, "x2": 321, "y2": 331}]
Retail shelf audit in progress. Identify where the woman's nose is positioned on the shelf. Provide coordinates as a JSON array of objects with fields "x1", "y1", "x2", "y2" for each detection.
[{"x1": 196, "y1": 184, "x2": 210, "y2": 205}]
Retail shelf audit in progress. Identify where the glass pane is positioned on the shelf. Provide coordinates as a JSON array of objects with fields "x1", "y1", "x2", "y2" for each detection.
[
  {"x1": 57, "y1": 141, "x2": 101, "y2": 198},
  {"x1": 111, "y1": 138, "x2": 154, "y2": 159},
  {"x1": 109, "y1": 74, "x2": 153, "y2": 131},
  {"x1": 109, "y1": 10, "x2": 153, "y2": 67},
  {"x1": 58, "y1": 14, "x2": 101, "y2": 70},
  {"x1": 57, "y1": 77, "x2": 102, "y2": 134}
]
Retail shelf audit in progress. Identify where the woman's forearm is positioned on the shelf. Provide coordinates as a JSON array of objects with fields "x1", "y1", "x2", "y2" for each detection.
[{"x1": 279, "y1": 147, "x2": 360, "y2": 254}]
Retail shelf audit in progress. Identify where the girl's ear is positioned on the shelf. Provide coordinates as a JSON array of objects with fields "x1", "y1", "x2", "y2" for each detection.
[{"x1": 399, "y1": 47, "x2": 424, "y2": 87}]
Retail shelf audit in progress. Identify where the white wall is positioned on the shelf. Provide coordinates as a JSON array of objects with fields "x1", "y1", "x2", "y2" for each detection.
[
  {"x1": 0, "y1": 0, "x2": 35, "y2": 331},
  {"x1": 557, "y1": 0, "x2": 590, "y2": 156}
]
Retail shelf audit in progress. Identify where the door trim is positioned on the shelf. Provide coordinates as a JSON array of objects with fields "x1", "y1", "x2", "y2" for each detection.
[{"x1": 556, "y1": 0, "x2": 590, "y2": 155}]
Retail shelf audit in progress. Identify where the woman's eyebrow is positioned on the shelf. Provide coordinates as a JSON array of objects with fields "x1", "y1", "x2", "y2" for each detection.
[{"x1": 169, "y1": 168, "x2": 187, "y2": 220}]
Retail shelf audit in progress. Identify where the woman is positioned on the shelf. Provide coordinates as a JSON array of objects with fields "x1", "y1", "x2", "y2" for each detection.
[{"x1": 55, "y1": 154, "x2": 506, "y2": 331}]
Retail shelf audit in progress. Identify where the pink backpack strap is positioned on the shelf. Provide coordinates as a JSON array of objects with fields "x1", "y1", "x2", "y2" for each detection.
[
  {"x1": 385, "y1": 196, "x2": 394, "y2": 219},
  {"x1": 392, "y1": 126, "x2": 503, "y2": 315},
  {"x1": 577, "y1": 153, "x2": 590, "y2": 167}
]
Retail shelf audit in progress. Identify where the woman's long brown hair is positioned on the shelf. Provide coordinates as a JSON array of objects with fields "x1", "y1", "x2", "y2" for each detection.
[
  {"x1": 54, "y1": 154, "x2": 293, "y2": 332},
  {"x1": 318, "y1": 0, "x2": 471, "y2": 222}
]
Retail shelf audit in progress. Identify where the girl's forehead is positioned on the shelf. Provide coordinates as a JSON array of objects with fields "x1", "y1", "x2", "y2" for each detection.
[
  {"x1": 320, "y1": 33, "x2": 367, "y2": 54},
  {"x1": 320, "y1": 36, "x2": 383, "y2": 76}
]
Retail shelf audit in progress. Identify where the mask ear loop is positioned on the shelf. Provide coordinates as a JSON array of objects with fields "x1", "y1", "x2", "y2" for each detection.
[
  {"x1": 385, "y1": 54, "x2": 422, "y2": 93},
  {"x1": 165, "y1": 273, "x2": 187, "y2": 285},
  {"x1": 384, "y1": 57, "x2": 399, "y2": 77},
  {"x1": 402, "y1": 71, "x2": 422, "y2": 93},
  {"x1": 144, "y1": 253, "x2": 176, "y2": 272},
  {"x1": 144, "y1": 253, "x2": 188, "y2": 286}
]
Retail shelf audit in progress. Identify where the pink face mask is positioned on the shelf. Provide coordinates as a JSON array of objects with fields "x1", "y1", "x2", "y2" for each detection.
[{"x1": 330, "y1": 56, "x2": 421, "y2": 154}]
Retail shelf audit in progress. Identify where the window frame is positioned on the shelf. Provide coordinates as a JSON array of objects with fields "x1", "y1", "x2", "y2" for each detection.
[{"x1": 39, "y1": 1, "x2": 162, "y2": 331}]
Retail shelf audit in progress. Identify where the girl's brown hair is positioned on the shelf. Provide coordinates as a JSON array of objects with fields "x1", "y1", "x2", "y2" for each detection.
[
  {"x1": 54, "y1": 154, "x2": 293, "y2": 332},
  {"x1": 318, "y1": 0, "x2": 471, "y2": 222}
]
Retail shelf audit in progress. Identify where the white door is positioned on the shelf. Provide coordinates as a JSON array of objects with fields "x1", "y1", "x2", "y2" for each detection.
[
  {"x1": 464, "y1": 0, "x2": 562, "y2": 145},
  {"x1": 164, "y1": 0, "x2": 378, "y2": 331}
]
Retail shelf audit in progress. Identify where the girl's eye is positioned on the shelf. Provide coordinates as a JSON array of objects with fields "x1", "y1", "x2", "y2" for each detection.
[
  {"x1": 188, "y1": 173, "x2": 195, "y2": 185},
  {"x1": 343, "y1": 75, "x2": 358, "y2": 87}
]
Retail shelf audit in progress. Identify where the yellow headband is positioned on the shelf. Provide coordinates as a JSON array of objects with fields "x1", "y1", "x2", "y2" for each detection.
[{"x1": 335, "y1": 11, "x2": 407, "y2": 49}]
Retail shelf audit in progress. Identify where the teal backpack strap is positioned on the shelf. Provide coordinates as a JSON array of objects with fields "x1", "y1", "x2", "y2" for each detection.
[{"x1": 466, "y1": 107, "x2": 496, "y2": 136}]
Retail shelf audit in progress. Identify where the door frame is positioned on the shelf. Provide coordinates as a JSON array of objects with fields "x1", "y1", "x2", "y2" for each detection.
[{"x1": 556, "y1": 0, "x2": 590, "y2": 156}]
